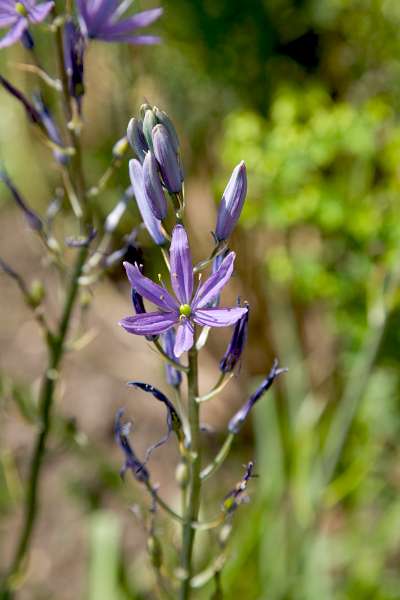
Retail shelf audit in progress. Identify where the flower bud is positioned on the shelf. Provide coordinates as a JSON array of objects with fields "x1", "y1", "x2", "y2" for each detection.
[
  {"x1": 152, "y1": 124, "x2": 182, "y2": 194},
  {"x1": 175, "y1": 461, "x2": 190, "y2": 489},
  {"x1": 153, "y1": 106, "x2": 180, "y2": 153},
  {"x1": 127, "y1": 118, "x2": 148, "y2": 163},
  {"x1": 143, "y1": 151, "x2": 167, "y2": 220},
  {"x1": 112, "y1": 135, "x2": 128, "y2": 159},
  {"x1": 142, "y1": 108, "x2": 157, "y2": 150},
  {"x1": 28, "y1": 279, "x2": 45, "y2": 307},
  {"x1": 129, "y1": 159, "x2": 166, "y2": 246},
  {"x1": 219, "y1": 302, "x2": 249, "y2": 373},
  {"x1": 215, "y1": 161, "x2": 247, "y2": 241},
  {"x1": 147, "y1": 535, "x2": 162, "y2": 569}
]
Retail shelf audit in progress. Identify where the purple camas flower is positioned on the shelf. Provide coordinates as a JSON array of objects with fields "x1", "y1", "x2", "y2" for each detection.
[
  {"x1": 128, "y1": 160, "x2": 166, "y2": 246},
  {"x1": 77, "y1": 0, "x2": 162, "y2": 45},
  {"x1": 228, "y1": 359, "x2": 287, "y2": 434},
  {"x1": 0, "y1": 0, "x2": 53, "y2": 48},
  {"x1": 215, "y1": 161, "x2": 247, "y2": 241},
  {"x1": 220, "y1": 301, "x2": 249, "y2": 373},
  {"x1": 119, "y1": 225, "x2": 248, "y2": 357}
]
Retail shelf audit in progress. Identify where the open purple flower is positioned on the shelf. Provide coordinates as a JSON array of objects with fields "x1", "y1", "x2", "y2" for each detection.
[
  {"x1": 119, "y1": 225, "x2": 248, "y2": 357},
  {"x1": 0, "y1": 0, "x2": 54, "y2": 49},
  {"x1": 77, "y1": 0, "x2": 162, "y2": 45}
]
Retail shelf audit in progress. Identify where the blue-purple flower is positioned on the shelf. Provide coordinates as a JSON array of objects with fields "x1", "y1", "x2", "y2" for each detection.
[
  {"x1": 228, "y1": 359, "x2": 287, "y2": 434},
  {"x1": 0, "y1": 0, "x2": 53, "y2": 49},
  {"x1": 215, "y1": 161, "x2": 247, "y2": 242},
  {"x1": 119, "y1": 225, "x2": 248, "y2": 357},
  {"x1": 77, "y1": 0, "x2": 162, "y2": 45}
]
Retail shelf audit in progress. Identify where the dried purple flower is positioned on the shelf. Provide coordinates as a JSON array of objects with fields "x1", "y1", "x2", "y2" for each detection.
[
  {"x1": 222, "y1": 461, "x2": 255, "y2": 514},
  {"x1": 32, "y1": 94, "x2": 68, "y2": 165},
  {"x1": 119, "y1": 225, "x2": 247, "y2": 357},
  {"x1": 127, "y1": 382, "x2": 183, "y2": 458},
  {"x1": 215, "y1": 161, "x2": 247, "y2": 242},
  {"x1": 0, "y1": 75, "x2": 41, "y2": 124},
  {"x1": 219, "y1": 301, "x2": 249, "y2": 373},
  {"x1": 228, "y1": 359, "x2": 287, "y2": 434},
  {"x1": 77, "y1": 0, "x2": 162, "y2": 45},
  {"x1": 162, "y1": 329, "x2": 182, "y2": 388},
  {"x1": 152, "y1": 124, "x2": 182, "y2": 194},
  {"x1": 63, "y1": 19, "x2": 85, "y2": 111},
  {"x1": 0, "y1": 168, "x2": 42, "y2": 231},
  {"x1": 114, "y1": 409, "x2": 149, "y2": 482},
  {"x1": 0, "y1": 0, "x2": 54, "y2": 49},
  {"x1": 143, "y1": 151, "x2": 167, "y2": 220}
]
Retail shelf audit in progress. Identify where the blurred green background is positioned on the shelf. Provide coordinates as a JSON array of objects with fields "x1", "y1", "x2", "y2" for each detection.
[{"x1": 2, "y1": 0, "x2": 400, "y2": 598}]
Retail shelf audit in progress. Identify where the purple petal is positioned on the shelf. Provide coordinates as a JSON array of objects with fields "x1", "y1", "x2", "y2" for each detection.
[
  {"x1": 123, "y1": 261, "x2": 178, "y2": 312},
  {"x1": 0, "y1": 17, "x2": 26, "y2": 48},
  {"x1": 28, "y1": 1, "x2": 54, "y2": 23},
  {"x1": 215, "y1": 161, "x2": 247, "y2": 241},
  {"x1": 170, "y1": 225, "x2": 193, "y2": 305},
  {"x1": 0, "y1": 14, "x2": 17, "y2": 27},
  {"x1": 174, "y1": 318, "x2": 194, "y2": 357},
  {"x1": 86, "y1": 0, "x2": 117, "y2": 33},
  {"x1": 192, "y1": 252, "x2": 235, "y2": 309},
  {"x1": 119, "y1": 311, "x2": 177, "y2": 335},
  {"x1": 101, "y1": 7, "x2": 162, "y2": 35},
  {"x1": 193, "y1": 307, "x2": 248, "y2": 328},
  {"x1": 114, "y1": 34, "x2": 161, "y2": 44}
]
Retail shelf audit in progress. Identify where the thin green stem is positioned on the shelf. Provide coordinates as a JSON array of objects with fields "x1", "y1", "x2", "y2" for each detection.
[
  {"x1": 180, "y1": 344, "x2": 201, "y2": 599},
  {"x1": 200, "y1": 434, "x2": 234, "y2": 481},
  {"x1": 196, "y1": 372, "x2": 234, "y2": 403},
  {"x1": 3, "y1": 246, "x2": 88, "y2": 594},
  {"x1": 152, "y1": 339, "x2": 189, "y2": 373}
]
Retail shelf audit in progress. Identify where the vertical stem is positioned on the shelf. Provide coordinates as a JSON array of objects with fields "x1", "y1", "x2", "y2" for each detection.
[
  {"x1": 180, "y1": 344, "x2": 201, "y2": 600},
  {"x1": 2, "y1": 246, "x2": 88, "y2": 596}
]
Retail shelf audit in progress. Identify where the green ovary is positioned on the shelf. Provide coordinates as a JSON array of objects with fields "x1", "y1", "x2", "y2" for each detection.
[
  {"x1": 179, "y1": 304, "x2": 192, "y2": 318},
  {"x1": 15, "y1": 2, "x2": 28, "y2": 15}
]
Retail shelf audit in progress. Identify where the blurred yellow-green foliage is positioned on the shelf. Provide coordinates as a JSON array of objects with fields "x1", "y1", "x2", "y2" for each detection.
[{"x1": 2, "y1": 0, "x2": 400, "y2": 598}]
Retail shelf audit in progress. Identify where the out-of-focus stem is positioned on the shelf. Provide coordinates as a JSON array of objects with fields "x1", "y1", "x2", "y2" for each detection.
[
  {"x1": 200, "y1": 433, "x2": 234, "y2": 482},
  {"x1": 180, "y1": 344, "x2": 201, "y2": 600},
  {"x1": 2, "y1": 245, "x2": 88, "y2": 595},
  {"x1": 152, "y1": 339, "x2": 189, "y2": 373},
  {"x1": 196, "y1": 372, "x2": 234, "y2": 403}
]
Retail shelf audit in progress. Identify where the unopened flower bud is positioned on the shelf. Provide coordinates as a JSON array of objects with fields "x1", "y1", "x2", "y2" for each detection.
[
  {"x1": 152, "y1": 124, "x2": 182, "y2": 194},
  {"x1": 112, "y1": 135, "x2": 129, "y2": 159},
  {"x1": 175, "y1": 461, "x2": 190, "y2": 489},
  {"x1": 129, "y1": 159, "x2": 166, "y2": 246},
  {"x1": 140, "y1": 103, "x2": 152, "y2": 118},
  {"x1": 127, "y1": 118, "x2": 148, "y2": 163},
  {"x1": 147, "y1": 535, "x2": 162, "y2": 569},
  {"x1": 143, "y1": 151, "x2": 167, "y2": 220},
  {"x1": 215, "y1": 161, "x2": 247, "y2": 241},
  {"x1": 142, "y1": 108, "x2": 157, "y2": 150},
  {"x1": 28, "y1": 279, "x2": 45, "y2": 307},
  {"x1": 153, "y1": 107, "x2": 180, "y2": 153}
]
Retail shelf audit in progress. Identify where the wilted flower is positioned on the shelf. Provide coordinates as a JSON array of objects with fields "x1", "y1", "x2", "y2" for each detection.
[
  {"x1": 127, "y1": 382, "x2": 183, "y2": 458},
  {"x1": 162, "y1": 328, "x2": 182, "y2": 388},
  {"x1": 114, "y1": 409, "x2": 149, "y2": 482},
  {"x1": 228, "y1": 359, "x2": 287, "y2": 434},
  {"x1": 0, "y1": 168, "x2": 42, "y2": 231},
  {"x1": 32, "y1": 94, "x2": 68, "y2": 165},
  {"x1": 0, "y1": 74, "x2": 41, "y2": 124},
  {"x1": 77, "y1": 0, "x2": 162, "y2": 45},
  {"x1": 0, "y1": 0, "x2": 54, "y2": 49},
  {"x1": 215, "y1": 161, "x2": 247, "y2": 241},
  {"x1": 63, "y1": 19, "x2": 85, "y2": 110},
  {"x1": 119, "y1": 225, "x2": 248, "y2": 357},
  {"x1": 219, "y1": 301, "x2": 249, "y2": 373},
  {"x1": 129, "y1": 161, "x2": 166, "y2": 245},
  {"x1": 222, "y1": 461, "x2": 255, "y2": 514}
]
